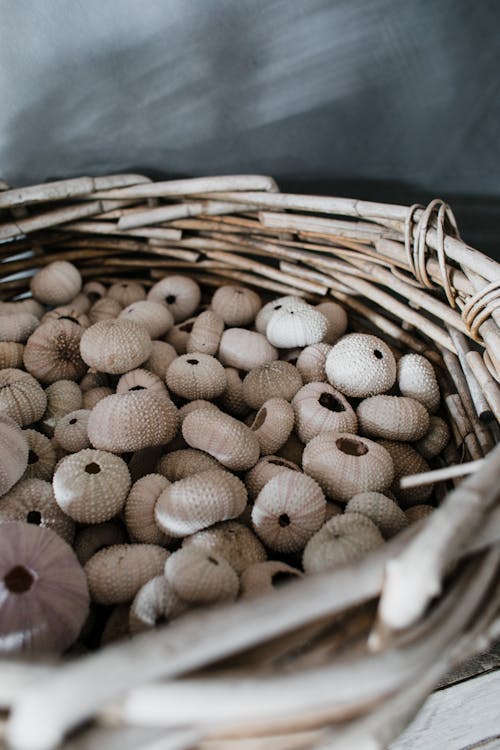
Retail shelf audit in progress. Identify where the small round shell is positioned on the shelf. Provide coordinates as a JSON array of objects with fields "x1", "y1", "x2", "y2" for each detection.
[
  {"x1": 147, "y1": 275, "x2": 201, "y2": 323},
  {"x1": 296, "y1": 343, "x2": 331, "y2": 383},
  {"x1": 244, "y1": 455, "x2": 301, "y2": 500},
  {"x1": 107, "y1": 281, "x2": 146, "y2": 307},
  {"x1": 0, "y1": 299, "x2": 44, "y2": 318},
  {"x1": 357, "y1": 395, "x2": 430, "y2": 442},
  {"x1": 0, "y1": 415, "x2": 29, "y2": 495},
  {"x1": 68, "y1": 292, "x2": 91, "y2": 315},
  {"x1": 183, "y1": 521, "x2": 267, "y2": 574},
  {"x1": 80, "y1": 319, "x2": 152, "y2": 375},
  {"x1": 0, "y1": 368, "x2": 47, "y2": 426},
  {"x1": 240, "y1": 561, "x2": 303, "y2": 599},
  {"x1": 292, "y1": 382, "x2": 357, "y2": 443},
  {"x1": 303, "y1": 513, "x2": 384, "y2": 573},
  {"x1": 164, "y1": 317, "x2": 196, "y2": 354},
  {"x1": 266, "y1": 306, "x2": 328, "y2": 348},
  {"x1": 40, "y1": 380, "x2": 83, "y2": 435},
  {"x1": 157, "y1": 448, "x2": 221, "y2": 482},
  {"x1": 79, "y1": 370, "x2": 109, "y2": 392},
  {"x1": 211, "y1": 285, "x2": 261, "y2": 326},
  {"x1": 414, "y1": 416, "x2": 450, "y2": 459},
  {"x1": 218, "y1": 368, "x2": 250, "y2": 417},
  {"x1": 165, "y1": 547, "x2": 239, "y2": 605},
  {"x1": 116, "y1": 368, "x2": 167, "y2": 396},
  {"x1": 252, "y1": 471, "x2": 326, "y2": 553},
  {"x1": 405, "y1": 505, "x2": 434, "y2": 523},
  {"x1": 144, "y1": 340, "x2": 178, "y2": 379},
  {"x1": 129, "y1": 576, "x2": 187, "y2": 634},
  {"x1": 255, "y1": 296, "x2": 309, "y2": 335},
  {"x1": 124, "y1": 474, "x2": 170, "y2": 545},
  {"x1": 345, "y1": 491, "x2": 408, "y2": 539},
  {"x1": 249, "y1": 398, "x2": 295, "y2": 455},
  {"x1": 397, "y1": 354, "x2": 440, "y2": 413},
  {"x1": 166, "y1": 353, "x2": 226, "y2": 400},
  {"x1": 186, "y1": 310, "x2": 225, "y2": 356},
  {"x1": 88, "y1": 297, "x2": 122, "y2": 325},
  {"x1": 177, "y1": 399, "x2": 220, "y2": 423},
  {"x1": 73, "y1": 521, "x2": 128, "y2": 566},
  {"x1": 24, "y1": 319, "x2": 87, "y2": 384},
  {"x1": 182, "y1": 409, "x2": 260, "y2": 471},
  {"x1": 83, "y1": 281, "x2": 107, "y2": 303},
  {"x1": 119, "y1": 300, "x2": 174, "y2": 339},
  {"x1": 379, "y1": 440, "x2": 433, "y2": 507},
  {"x1": 85, "y1": 543, "x2": 168, "y2": 605},
  {"x1": 155, "y1": 469, "x2": 247, "y2": 537},
  {"x1": 30, "y1": 261, "x2": 82, "y2": 305},
  {"x1": 218, "y1": 329, "x2": 278, "y2": 371},
  {"x1": 303, "y1": 431, "x2": 394, "y2": 503},
  {"x1": 0, "y1": 478, "x2": 75, "y2": 544},
  {"x1": 54, "y1": 410, "x2": 91, "y2": 453},
  {"x1": 0, "y1": 342, "x2": 24, "y2": 369},
  {"x1": 0, "y1": 312, "x2": 39, "y2": 343},
  {"x1": 82, "y1": 386, "x2": 114, "y2": 410},
  {"x1": 41, "y1": 306, "x2": 90, "y2": 329},
  {"x1": 325, "y1": 333, "x2": 397, "y2": 398},
  {"x1": 316, "y1": 301, "x2": 348, "y2": 344},
  {"x1": 22, "y1": 429, "x2": 57, "y2": 480},
  {"x1": 53, "y1": 449, "x2": 131, "y2": 523},
  {"x1": 242, "y1": 361, "x2": 303, "y2": 410}
]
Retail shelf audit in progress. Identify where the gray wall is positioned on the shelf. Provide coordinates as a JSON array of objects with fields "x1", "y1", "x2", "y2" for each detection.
[{"x1": 1, "y1": 0, "x2": 499, "y2": 254}]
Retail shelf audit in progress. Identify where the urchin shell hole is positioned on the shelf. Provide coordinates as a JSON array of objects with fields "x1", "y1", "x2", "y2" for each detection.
[
  {"x1": 278, "y1": 513, "x2": 291, "y2": 528},
  {"x1": 166, "y1": 295, "x2": 176, "y2": 304},
  {"x1": 27, "y1": 450, "x2": 38, "y2": 465},
  {"x1": 59, "y1": 315, "x2": 80, "y2": 325},
  {"x1": 179, "y1": 320, "x2": 194, "y2": 332},
  {"x1": 27, "y1": 510, "x2": 42, "y2": 525},
  {"x1": 336, "y1": 437, "x2": 368, "y2": 457},
  {"x1": 272, "y1": 571, "x2": 297, "y2": 587},
  {"x1": 4, "y1": 565, "x2": 34, "y2": 594},
  {"x1": 373, "y1": 349, "x2": 383, "y2": 359},
  {"x1": 268, "y1": 458, "x2": 298, "y2": 469},
  {"x1": 319, "y1": 392, "x2": 345, "y2": 413},
  {"x1": 129, "y1": 385, "x2": 146, "y2": 391},
  {"x1": 85, "y1": 462, "x2": 101, "y2": 474},
  {"x1": 69, "y1": 418, "x2": 78, "y2": 424},
  {"x1": 186, "y1": 359, "x2": 199, "y2": 365},
  {"x1": 207, "y1": 556, "x2": 219, "y2": 565},
  {"x1": 252, "y1": 407, "x2": 267, "y2": 431}
]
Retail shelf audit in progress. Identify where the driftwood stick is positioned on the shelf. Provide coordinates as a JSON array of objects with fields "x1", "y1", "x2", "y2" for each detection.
[
  {"x1": 444, "y1": 394, "x2": 482, "y2": 461},
  {"x1": 59, "y1": 220, "x2": 182, "y2": 242},
  {"x1": 446, "y1": 328, "x2": 494, "y2": 422},
  {"x1": 466, "y1": 351, "x2": 500, "y2": 422},
  {"x1": 0, "y1": 201, "x2": 105, "y2": 241},
  {"x1": 400, "y1": 459, "x2": 485, "y2": 489},
  {"x1": 117, "y1": 201, "x2": 260, "y2": 231},
  {"x1": 88, "y1": 174, "x2": 279, "y2": 201}
]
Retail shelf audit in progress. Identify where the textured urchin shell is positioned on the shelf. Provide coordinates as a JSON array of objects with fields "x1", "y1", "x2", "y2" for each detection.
[
  {"x1": 0, "y1": 299, "x2": 44, "y2": 318},
  {"x1": 53, "y1": 449, "x2": 131, "y2": 523},
  {"x1": 41, "y1": 306, "x2": 90, "y2": 329},
  {"x1": 166, "y1": 353, "x2": 226, "y2": 400},
  {"x1": 325, "y1": 333, "x2": 397, "y2": 398},
  {"x1": 0, "y1": 368, "x2": 47, "y2": 426},
  {"x1": 177, "y1": 399, "x2": 220, "y2": 423},
  {"x1": 255, "y1": 296, "x2": 310, "y2": 335},
  {"x1": 83, "y1": 280, "x2": 107, "y2": 303},
  {"x1": 156, "y1": 448, "x2": 221, "y2": 482},
  {"x1": 22, "y1": 429, "x2": 56, "y2": 480},
  {"x1": 80, "y1": 319, "x2": 152, "y2": 375},
  {"x1": 316, "y1": 301, "x2": 348, "y2": 344},
  {"x1": 397, "y1": 354, "x2": 440, "y2": 413},
  {"x1": 303, "y1": 432, "x2": 394, "y2": 503},
  {"x1": 186, "y1": 310, "x2": 225, "y2": 356},
  {"x1": 144, "y1": 340, "x2": 178, "y2": 379},
  {"x1": 252, "y1": 470, "x2": 326, "y2": 553},
  {"x1": 164, "y1": 547, "x2": 239, "y2": 605},
  {"x1": 218, "y1": 329, "x2": 278, "y2": 372},
  {"x1": 244, "y1": 455, "x2": 301, "y2": 501},
  {"x1": 405, "y1": 505, "x2": 434, "y2": 523},
  {"x1": 0, "y1": 416, "x2": 29, "y2": 496},
  {"x1": 218, "y1": 368, "x2": 250, "y2": 418},
  {"x1": 129, "y1": 576, "x2": 187, "y2": 634},
  {"x1": 292, "y1": 382, "x2": 357, "y2": 443},
  {"x1": 54, "y1": 410, "x2": 91, "y2": 453},
  {"x1": 211, "y1": 285, "x2": 261, "y2": 327},
  {"x1": 73, "y1": 521, "x2": 128, "y2": 566},
  {"x1": 240, "y1": 561, "x2": 304, "y2": 599},
  {"x1": 183, "y1": 521, "x2": 267, "y2": 574},
  {"x1": 296, "y1": 343, "x2": 331, "y2": 383},
  {"x1": 67, "y1": 292, "x2": 91, "y2": 314},
  {"x1": 85, "y1": 543, "x2": 169, "y2": 605},
  {"x1": 0, "y1": 312, "x2": 39, "y2": 343},
  {"x1": 0, "y1": 342, "x2": 24, "y2": 369},
  {"x1": 116, "y1": 368, "x2": 167, "y2": 396},
  {"x1": 79, "y1": 369, "x2": 109, "y2": 392},
  {"x1": 303, "y1": 513, "x2": 384, "y2": 574},
  {"x1": 0, "y1": 478, "x2": 75, "y2": 544},
  {"x1": 82, "y1": 386, "x2": 113, "y2": 410},
  {"x1": 119, "y1": 300, "x2": 174, "y2": 339},
  {"x1": 40, "y1": 380, "x2": 83, "y2": 435},
  {"x1": 182, "y1": 409, "x2": 260, "y2": 471},
  {"x1": 147, "y1": 275, "x2": 201, "y2": 323},
  {"x1": 266, "y1": 306, "x2": 328, "y2": 348},
  {"x1": 345, "y1": 491, "x2": 408, "y2": 539},
  {"x1": 250, "y1": 398, "x2": 295, "y2": 455},
  {"x1": 87, "y1": 391, "x2": 179, "y2": 453},
  {"x1": 23, "y1": 319, "x2": 87, "y2": 383},
  {"x1": 164, "y1": 317, "x2": 196, "y2": 354},
  {"x1": 242, "y1": 361, "x2": 303, "y2": 410},
  {"x1": 414, "y1": 416, "x2": 450, "y2": 459},
  {"x1": 30, "y1": 261, "x2": 82, "y2": 305},
  {"x1": 379, "y1": 440, "x2": 433, "y2": 507},
  {"x1": 124, "y1": 474, "x2": 170, "y2": 545},
  {"x1": 88, "y1": 297, "x2": 122, "y2": 325},
  {"x1": 155, "y1": 469, "x2": 247, "y2": 537},
  {"x1": 107, "y1": 281, "x2": 146, "y2": 307},
  {"x1": 356, "y1": 395, "x2": 430, "y2": 442},
  {"x1": 0, "y1": 522, "x2": 89, "y2": 654}
]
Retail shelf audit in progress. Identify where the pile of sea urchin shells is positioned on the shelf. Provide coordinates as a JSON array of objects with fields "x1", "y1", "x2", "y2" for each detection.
[{"x1": 0, "y1": 260, "x2": 450, "y2": 654}]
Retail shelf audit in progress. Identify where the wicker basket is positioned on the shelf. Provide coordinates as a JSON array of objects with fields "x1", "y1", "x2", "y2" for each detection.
[{"x1": 1, "y1": 173, "x2": 499, "y2": 750}]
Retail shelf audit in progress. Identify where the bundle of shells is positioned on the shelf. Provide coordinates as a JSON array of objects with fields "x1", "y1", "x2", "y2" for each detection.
[{"x1": 0, "y1": 174, "x2": 499, "y2": 750}]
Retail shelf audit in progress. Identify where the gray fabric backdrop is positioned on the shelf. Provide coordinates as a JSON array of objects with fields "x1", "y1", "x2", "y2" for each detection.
[{"x1": 1, "y1": 0, "x2": 499, "y2": 256}]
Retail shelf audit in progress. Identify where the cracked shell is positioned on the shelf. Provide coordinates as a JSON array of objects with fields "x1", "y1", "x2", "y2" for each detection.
[
  {"x1": 292, "y1": 382, "x2": 357, "y2": 443},
  {"x1": 303, "y1": 513, "x2": 384, "y2": 574},
  {"x1": 164, "y1": 547, "x2": 239, "y2": 605},
  {"x1": 357, "y1": 395, "x2": 429, "y2": 442},
  {"x1": 85, "y1": 543, "x2": 168, "y2": 605},
  {"x1": 80, "y1": 319, "x2": 152, "y2": 375},
  {"x1": 325, "y1": 333, "x2": 397, "y2": 398},
  {"x1": 182, "y1": 409, "x2": 260, "y2": 471}
]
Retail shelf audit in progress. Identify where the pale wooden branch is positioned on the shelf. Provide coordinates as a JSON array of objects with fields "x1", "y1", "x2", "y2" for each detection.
[
  {"x1": 88, "y1": 175, "x2": 279, "y2": 201},
  {"x1": 466, "y1": 351, "x2": 500, "y2": 423},
  {"x1": 0, "y1": 175, "x2": 150, "y2": 209},
  {"x1": 399, "y1": 459, "x2": 485, "y2": 489}
]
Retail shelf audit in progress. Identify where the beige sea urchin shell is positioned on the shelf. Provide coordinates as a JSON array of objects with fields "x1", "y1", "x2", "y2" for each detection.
[
  {"x1": 397, "y1": 354, "x2": 440, "y2": 413},
  {"x1": 244, "y1": 455, "x2": 301, "y2": 501},
  {"x1": 296, "y1": 343, "x2": 331, "y2": 383},
  {"x1": 316, "y1": 301, "x2": 348, "y2": 344},
  {"x1": 41, "y1": 305, "x2": 90, "y2": 329},
  {"x1": 303, "y1": 513, "x2": 384, "y2": 574},
  {"x1": 255, "y1": 296, "x2": 309, "y2": 335},
  {"x1": 177, "y1": 399, "x2": 220, "y2": 423},
  {"x1": 53, "y1": 449, "x2": 131, "y2": 523},
  {"x1": 166, "y1": 353, "x2": 226, "y2": 400},
  {"x1": 292, "y1": 382, "x2": 357, "y2": 443},
  {"x1": 0, "y1": 299, "x2": 44, "y2": 319},
  {"x1": 0, "y1": 478, "x2": 75, "y2": 544},
  {"x1": 266, "y1": 305, "x2": 328, "y2": 348},
  {"x1": 325, "y1": 333, "x2": 397, "y2": 398},
  {"x1": 250, "y1": 398, "x2": 295, "y2": 455},
  {"x1": 211, "y1": 285, "x2": 261, "y2": 326},
  {"x1": 82, "y1": 387, "x2": 113, "y2": 409},
  {"x1": 164, "y1": 317, "x2": 196, "y2": 354},
  {"x1": 182, "y1": 409, "x2": 260, "y2": 471},
  {"x1": 218, "y1": 328, "x2": 278, "y2": 371},
  {"x1": 356, "y1": 395, "x2": 430, "y2": 442},
  {"x1": 147, "y1": 275, "x2": 201, "y2": 323},
  {"x1": 252, "y1": 470, "x2": 326, "y2": 553},
  {"x1": 79, "y1": 370, "x2": 109, "y2": 392},
  {"x1": 379, "y1": 440, "x2": 433, "y2": 507},
  {"x1": 0, "y1": 368, "x2": 47, "y2": 426},
  {"x1": 155, "y1": 469, "x2": 247, "y2": 537},
  {"x1": 218, "y1": 368, "x2": 250, "y2": 417},
  {"x1": 83, "y1": 280, "x2": 107, "y2": 302},
  {"x1": 345, "y1": 491, "x2": 408, "y2": 539},
  {"x1": 85, "y1": 543, "x2": 169, "y2": 605},
  {"x1": 0, "y1": 312, "x2": 39, "y2": 343},
  {"x1": 143, "y1": 340, "x2": 178, "y2": 379},
  {"x1": 183, "y1": 521, "x2": 267, "y2": 574},
  {"x1": 0, "y1": 342, "x2": 24, "y2": 369},
  {"x1": 80, "y1": 319, "x2": 152, "y2": 375},
  {"x1": 119, "y1": 300, "x2": 174, "y2": 339},
  {"x1": 414, "y1": 415, "x2": 450, "y2": 459},
  {"x1": 129, "y1": 576, "x2": 187, "y2": 634},
  {"x1": 116, "y1": 368, "x2": 167, "y2": 396},
  {"x1": 68, "y1": 292, "x2": 91, "y2": 315},
  {"x1": 22, "y1": 429, "x2": 56, "y2": 480},
  {"x1": 164, "y1": 547, "x2": 239, "y2": 605},
  {"x1": 87, "y1": 391, "x2": 178, "y2": 453},
  {"x1": 107, "y1": 281, "x2": 146, "y2": 307},
  {"x1": 303, "y1": 432, "x2": 394, "y2": 503},
  {"x1": 40, "y1": 380, "x2": 83, "y2": 435},
  {"x1": 23, "y1": 319, "x2": 87, "y2": 383},
  {"x1": 125, "y1": 474, "x2": 170, "y2": 545},
  {"x1": 156, "y1": 448, "x2": 221, "y2": 482},
  {"x1": 73, "y1": 521, "x2": 128, "y2": 566},
  {"x1": 30, "y1": 261, "x2": 82, "y2": 306},
  {"x1": 242, "y1": 361, "x2": 303, "y2": 410},
  {"x1": 54, "y1": 410, "x2": 91, "y2": 453},
  {"x1": 240, "y1": 561, "x2": 304, "y2": 599},
  {"x1": 186, "y1": 310, "x2": 225, "y2": 356},
  {"x1": 88, "y1": 297, "x2": 122, "y2": 325},
  {"x1": 0, "y1": 415, "x2": 29, "y2": 496}
]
